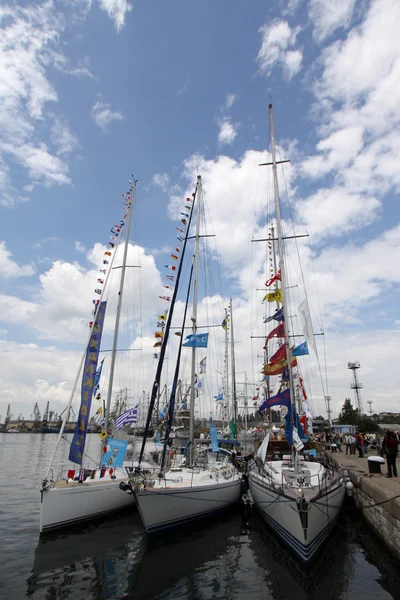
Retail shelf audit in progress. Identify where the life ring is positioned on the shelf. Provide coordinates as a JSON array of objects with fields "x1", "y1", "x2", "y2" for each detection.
[{"x1": 100, "y1": 430, "x2": 107, "y2": 440}]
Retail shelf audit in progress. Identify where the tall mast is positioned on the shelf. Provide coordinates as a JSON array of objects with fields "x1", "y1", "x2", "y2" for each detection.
[
  {"x1": 189, "y1": 175, "x2": 202, "y2": 468},
  {"x1": 104, "y1": 180, "x2": 136, "y2": 436},
  {"x1": 224, "y1": 308, "x2": 230, "y2": 423},
  {"x1": 268, "y1": 105, "x2": 296, "y2": 424},
  {"x1": 230, "y1": 299, "x2": 237, "y2": 439}
]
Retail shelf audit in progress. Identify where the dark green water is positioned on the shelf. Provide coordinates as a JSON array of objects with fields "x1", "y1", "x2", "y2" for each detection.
[{"x1": 1, "y1": 433, "x2": 399, "y2": 599}]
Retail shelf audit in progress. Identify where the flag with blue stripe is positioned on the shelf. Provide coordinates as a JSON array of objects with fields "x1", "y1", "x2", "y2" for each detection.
[{"x1": 114, "y1": 406, "x2": 138, "y2": 430}]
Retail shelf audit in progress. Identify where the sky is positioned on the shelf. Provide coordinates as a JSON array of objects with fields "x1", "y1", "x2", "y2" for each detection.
[{"x1": 1, "y1": 0, "x2": 400, "y2": 424}]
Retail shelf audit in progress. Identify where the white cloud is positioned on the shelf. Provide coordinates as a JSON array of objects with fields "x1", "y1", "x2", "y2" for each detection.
[
  {"x1": 91, "y1": 101, "x2": 124, "y2": 130},
  {"x1": 0, "y1": 241, "x2": 164, "y2": 343},
  {"x1": 32, "y1": 237, "x2": 60, "y2": 250},
  {"x1": 309, "y1": 0, "x2": 356, "y2": 42},
  {"x1": 152, "y1": 173, "x2": 170, "y2": 192},
  {"x1": 0, "y1": 2, "x2": 74, "y2": 204},
  {"x1": 309, "y1": 224, "x2": 400, "y2": 321},
  {"x1": 50, "y1": 118, "x2": 78, "y2": 156},
  {"x1": 257, "y1": 20, "x2": 303, "y2": 79},
  {"x1": 296, "y1": 188, "x2": 380, "y2": 238},
  {"x1": 217, "y1": 120, "x2": 238, "y2": 145},
  {"x1": 225, "y1": 93, "x2": 236, "y2": 110},
  {"x1": 301, "y1": 125, "x2": 365, "y2": 179},
  {"x1": 0, "y1": 241, "x2": 34, "y2": 277},
  {"x1": 75, "y1": 241, "x2": 86, "y2": 253},
  {"x1": 302, "y1": 0, "x2": 400, "y2": 216},
  {"x1": 284, "y1": 49, "x2": 303, "y2": 79},
  {"x1": 98, "y1": 0, "x2": 132, "y2": 32},
  {"x1": 316, "y1": 0, "x2": 400, "y2": 103}
]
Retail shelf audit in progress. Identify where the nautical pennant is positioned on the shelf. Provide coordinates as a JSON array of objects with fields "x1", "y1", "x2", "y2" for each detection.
[
  {"x1": 265, "y1": 270, "x2": 281, "y2": 287},
  {"x1": 262, "y1": 289, "x2": 283, "y2": 304},
  {"x1": 265, "y1": 322, "x2": 285, "y2": 344},
  {"x1": 264, "y1": 307, "x2": 284, "y2": 323}
]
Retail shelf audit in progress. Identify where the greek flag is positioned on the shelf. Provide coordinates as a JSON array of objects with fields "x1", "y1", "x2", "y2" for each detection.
[{"x1": 115, "y1": 407, "x2": 138, "y2": 430}]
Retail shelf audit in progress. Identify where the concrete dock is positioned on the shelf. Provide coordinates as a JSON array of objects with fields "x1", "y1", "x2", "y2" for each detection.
[{"x1": 329, "y1": 451, "x2": 400, "y2": 561}]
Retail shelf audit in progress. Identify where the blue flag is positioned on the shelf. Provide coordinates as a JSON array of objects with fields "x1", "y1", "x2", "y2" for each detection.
[
  {"x1": 264, "y1": 307, "x2": 284, "y2": 324},
  {"x1": 258, "y1": 388, "x2": 291, "y2": 413},
  {"x1": 209, "y1": 425, "x2": 219, "y2": 452},
  {"x1": 292, "y1": 341, "x2": 309, "y2": 356},
  {"x1": 93, "y1": 358, "x2": 104, "y2": 395},
  {"x1": 183, "y1": 333, "x2": 209, "y2": 348},
  {"x1": 69, "y1": 301, "x2": 107, "y2": 465},
  {"x1": 214, "y1": 392, "x2": 224, "y2": 401},
  {"x1": 101, "y1": 439, "x2": 128, "y2": 468},
  {"x1": 285, "y1": 404, "x2": 305, "y2": 446}
]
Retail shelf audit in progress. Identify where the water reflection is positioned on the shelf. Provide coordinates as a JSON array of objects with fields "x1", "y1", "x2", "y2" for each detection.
[
  {"x1": 246, "y1": 508, "x2": 353, "y2": 600},
  {"x1": 26, "y1": 505, "x2": 380, "y2": 600},
  {"x1": 27, "y1": 512, "x2": 144, "y2": 599},
  {"x1": 27, "y1": 508, "x2": 244, "y2": 600}
]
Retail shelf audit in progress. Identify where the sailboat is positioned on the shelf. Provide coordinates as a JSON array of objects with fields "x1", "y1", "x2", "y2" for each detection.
[
  {"x1": 39, "y1": 179, "x2": 140, "y2": 533},
  {"x1": 247, "y1": 104, "x2": 346, "y2": 563},
  {"x1": 131, "y1": 175, "x2": 242, "y2": 533}
]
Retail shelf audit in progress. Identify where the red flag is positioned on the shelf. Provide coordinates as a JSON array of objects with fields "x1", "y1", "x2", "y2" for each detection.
[
  {"x1": 264, "y1": 323, "x2": 285, "y2": 346},
  {"x1": 265, "y1": 270, "x2": 281, "y2": 287},
  {"x1": 67, "y1": 470, "x2": 75, "y2": 480},
  {"x1": 300, "y1": 415, "x2": 307, "y2": 435},
  {"x1": 269, "y1": 344, "x2": 286, "y2": 364},
  {"x1": 299, "y1": 377, "x2": 307, "y2": 400}
]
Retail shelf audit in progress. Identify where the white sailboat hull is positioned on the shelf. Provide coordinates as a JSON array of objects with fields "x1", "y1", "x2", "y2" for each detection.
[
  {"x1": 134, "y1": 474, "x2": 242, "y2": 533},
  {"x1": 248, "y1": 470, "x2": 345, "y2": 562},
  {"x1": 40, "y1": 478, "x2": 135, "y2": 533}
]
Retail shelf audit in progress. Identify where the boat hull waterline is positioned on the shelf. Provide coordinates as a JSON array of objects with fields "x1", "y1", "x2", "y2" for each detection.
[
  {"x1": 40, "y1": 479, "x2": 135, "y2": 533},
  {"x1": 248, "y1": 471, "x2": 345, "y2": 562},
  {"x1": 134, "y1": 476, "x2": 242, "y2": 533}
]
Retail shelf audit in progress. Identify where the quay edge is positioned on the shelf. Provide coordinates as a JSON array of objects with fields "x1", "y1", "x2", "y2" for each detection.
[{"x1": 328, "y1": 452, "x2": 400, "y2": 562}]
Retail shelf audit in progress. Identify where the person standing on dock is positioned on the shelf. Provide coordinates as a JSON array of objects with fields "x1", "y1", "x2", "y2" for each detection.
[
  {"x1": 344, "y1": 433, "x2": 350, "y2": 455},
  {"x1": 383, "y1": 430, "x2": 398, "y2": 478},
  {"x1": 356, "y1": 432, "x2": 364, "y2": 458},
  {"x1": 349, "y1": 434, "x2": 356, "y2": 455}
]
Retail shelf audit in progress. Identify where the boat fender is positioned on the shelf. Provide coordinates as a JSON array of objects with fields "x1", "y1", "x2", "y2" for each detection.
[{"x1": 345, "y1": 481, "x2": 354, "y2": 497}]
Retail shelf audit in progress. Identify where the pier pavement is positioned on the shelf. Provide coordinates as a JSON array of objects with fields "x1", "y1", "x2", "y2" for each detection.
[{"x1": 328, "y1": 450, "x2": 400, "y2": 561}]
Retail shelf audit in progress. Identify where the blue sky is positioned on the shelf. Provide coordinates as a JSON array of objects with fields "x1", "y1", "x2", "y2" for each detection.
[{"x1": 1, "y1": 0, "x2": 400, "y2": 422}]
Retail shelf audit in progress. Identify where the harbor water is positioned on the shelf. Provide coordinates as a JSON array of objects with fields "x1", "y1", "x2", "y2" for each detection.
[{"x1": 1, "y1": 433, "x2": 400, "y2": 600}]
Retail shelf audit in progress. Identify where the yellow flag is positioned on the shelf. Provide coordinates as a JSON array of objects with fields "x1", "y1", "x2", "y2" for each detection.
[{"x1": 262, "y1": 289, "x2": 283, "y2": 304}]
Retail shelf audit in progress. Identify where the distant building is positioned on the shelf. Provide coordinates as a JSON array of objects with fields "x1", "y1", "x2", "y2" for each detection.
[
  {"x1": 377, "y1": 424, "x2": 400, "y2": 433},
  {"x1": 331, "y1": 424, "x2": 357, "y2": 434}
]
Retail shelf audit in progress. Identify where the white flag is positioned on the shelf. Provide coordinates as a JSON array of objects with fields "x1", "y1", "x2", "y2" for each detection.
[
  {"x1": 302, "y1": 400, "x2": 313, "y2": 434},
  {"x1": 298, "y1": 298, "x2": 318, "y2": 356},
  {"x1": 293, "y1": 427, "x2": 304, "y2": 451},
  {"x1": 257, "y1": 430, "x2": 270, "y2": 463},
  {"x1": 199, "y1": 356, "x2": 207, "y2": 374}
]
